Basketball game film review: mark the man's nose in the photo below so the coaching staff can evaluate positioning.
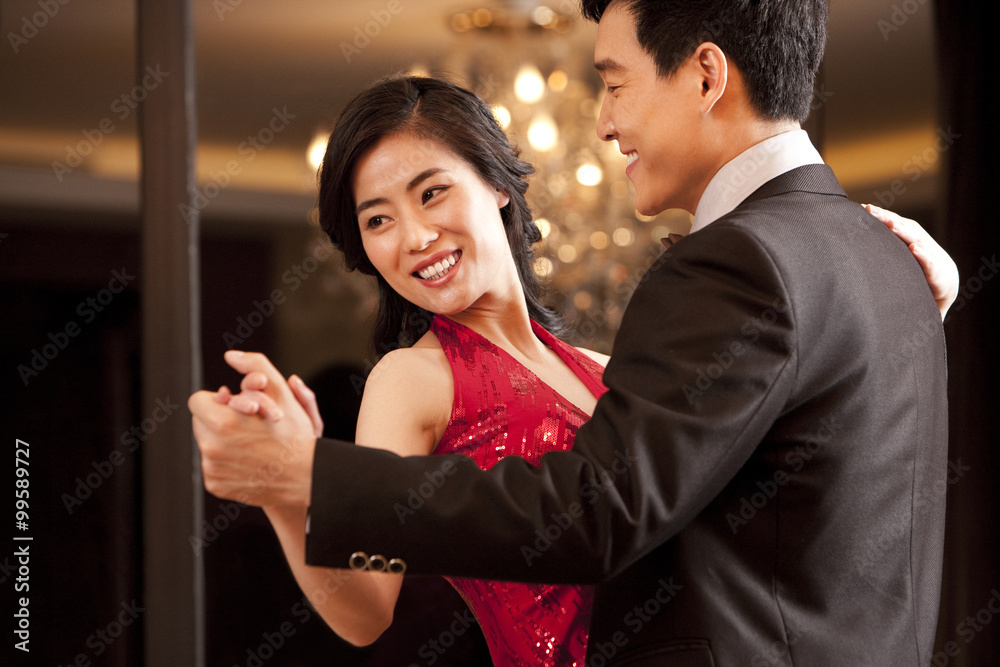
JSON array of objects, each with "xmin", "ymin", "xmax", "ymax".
[{"xmin": 595, "ymin": 95, "xmax": 616, "ymax": 142}]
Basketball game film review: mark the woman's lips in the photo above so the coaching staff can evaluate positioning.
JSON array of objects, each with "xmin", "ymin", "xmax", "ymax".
[{"xmin": 415, "ymin": 250, "xmax": 461, "ymax": 280}]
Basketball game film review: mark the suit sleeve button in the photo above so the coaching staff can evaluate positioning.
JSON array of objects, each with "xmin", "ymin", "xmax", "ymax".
[
  {"xmin": 349, "ymin": 552, "xmax": 368, "ymax": 570},
  {"xmin": 368, "ymin": 554, "xmax": 388, "ymax": 572}
]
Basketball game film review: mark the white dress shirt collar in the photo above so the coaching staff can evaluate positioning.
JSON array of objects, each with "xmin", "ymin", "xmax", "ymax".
[{"xmin": 690, "ymin": 129, "xmax": 823, "ymax": 234}]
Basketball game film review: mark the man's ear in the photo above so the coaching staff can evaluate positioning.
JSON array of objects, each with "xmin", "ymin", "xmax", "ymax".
[{"xmin": 693, "ymin": 42, "xmax": 728, "ymax": 114}]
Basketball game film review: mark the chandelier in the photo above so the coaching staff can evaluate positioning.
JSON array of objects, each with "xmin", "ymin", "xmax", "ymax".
[{"xmin": 440, "ymin": 3, "xmax": 691, "ymax": 351}]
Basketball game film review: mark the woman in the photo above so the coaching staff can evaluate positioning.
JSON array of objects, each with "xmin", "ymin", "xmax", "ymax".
[
  {"xmin": 253, "ymin": 75, "xmax": 604, "ymax": 666},
  {"xmin": 220, "ymin": 76, "xmax": 958, "ymax": 666}
]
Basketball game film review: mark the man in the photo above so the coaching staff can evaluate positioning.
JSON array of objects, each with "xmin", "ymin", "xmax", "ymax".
[{"xmin": 192, "ymin": 1, "xmax": 950, "ymax": 664}]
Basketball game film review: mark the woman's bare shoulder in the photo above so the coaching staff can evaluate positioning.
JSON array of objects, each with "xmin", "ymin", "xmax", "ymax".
[
  {"xmin": 369, "ymin": 330, "xmax": 449, "ymax": 384},
  {"xmin": 358, "ymin": 331, "xmax": 453, "ymax": 453},
  {"xmin": 575, "ymin": 346, "xmax": 610, "ymax": 368}
]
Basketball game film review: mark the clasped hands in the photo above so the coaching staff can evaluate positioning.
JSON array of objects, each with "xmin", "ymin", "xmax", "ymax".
[{"xmin": 189, "ymin": 350, "xmax": 323, "ymax": 508}]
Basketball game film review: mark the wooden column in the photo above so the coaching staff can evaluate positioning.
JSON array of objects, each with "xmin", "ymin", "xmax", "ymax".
[{"xmin": 136, "ymin": 0, "xmax": 204, "ymax": 664}]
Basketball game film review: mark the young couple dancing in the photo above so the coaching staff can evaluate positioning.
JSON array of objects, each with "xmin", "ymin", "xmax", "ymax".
[{"xmin": 191, "ymin": 1, "xmax": 956, "ymax": 664}]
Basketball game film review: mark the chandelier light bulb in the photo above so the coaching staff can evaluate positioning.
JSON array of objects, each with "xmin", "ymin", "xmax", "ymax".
[
  {"xmin": 589, "ymin": 230, "xmax": 609, "ymax": 249},
  {"xmin": 576, "ymin": 163, "xmax": 603, "ymax": 186},
  {"xmin": 613, "ymin": 227, "xmax": 635, "ymax": 246},
  {"xmin": 535, "ymin": 217, "xmax": 552, "ymax": 239},
  {"xmin": 557, "ymin": 244, "xmax": 578, "ymax": 263},
  {"xmin": 533, "ymin": 6, "xmax": 556, "ymax": 26},
  {"xmin": 533, "ymin": 257, "xmax": 554, "ymax": 278},
  {"xmin": 491, "ymin": 104, "xmax": 512, "ymax": 129},
  {"xmin": 515, "ymin": 64, "xmax": 546, "ymax": 103},
  {"xmin": 548, "ymin": 69, "xmax": 569, "ymax": 92},
  {"xmin": 528, "ymin": 114, "xmax": 559, "ymax": 151}
]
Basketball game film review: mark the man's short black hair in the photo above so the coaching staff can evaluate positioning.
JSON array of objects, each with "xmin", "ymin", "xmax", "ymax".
[{"xmin": 581, "ymin": 0, "xmax": 828, "ymax": 123}]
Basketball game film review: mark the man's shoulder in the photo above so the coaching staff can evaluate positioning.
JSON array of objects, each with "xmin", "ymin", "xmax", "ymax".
[{"xmin": 712, "ymin": 183, "xmax": 871, "ymax": 253}]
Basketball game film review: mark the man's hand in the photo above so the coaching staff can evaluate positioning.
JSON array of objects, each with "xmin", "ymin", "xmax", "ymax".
[
  {"xmin": 865, "ymin": 203, "xmax": 959, "ymax": 320},
  {"xmin": 189, "ymin": 351, "xmax": 317, "ymax": 507},
  {"xmin": 216, "ymin": 370, "xmax": 325, "ymax": 438}
]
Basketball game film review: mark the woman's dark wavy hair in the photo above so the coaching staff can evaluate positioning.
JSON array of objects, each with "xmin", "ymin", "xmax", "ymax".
[{"xmin": 318, "ymin": 75, "xmax": 565, "ymax": 355}]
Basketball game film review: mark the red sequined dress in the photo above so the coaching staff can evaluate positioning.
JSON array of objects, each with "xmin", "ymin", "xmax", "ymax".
[{"xmin": 430, "ymin": 315, "xmax": 608, "ymax": 667}]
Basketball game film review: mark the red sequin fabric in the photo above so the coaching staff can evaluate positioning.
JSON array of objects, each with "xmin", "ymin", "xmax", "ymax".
[{"xmin": 430, "ymin": 315, "xmax": 608, "ymax": 667}]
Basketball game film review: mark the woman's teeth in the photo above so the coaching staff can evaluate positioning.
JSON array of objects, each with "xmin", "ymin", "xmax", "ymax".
[
  {"xmin": 626, "ymin": 152, "xmax": 638, "ymax": 167},
  {"xmin": 417, "ymin": 251, "xmax": 460, "ymax": 280}
]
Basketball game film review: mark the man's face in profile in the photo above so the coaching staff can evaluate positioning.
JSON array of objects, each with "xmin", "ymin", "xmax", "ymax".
[{"xmin": 593, "ymin": 3, "xmax": 709, "ymax": 216}]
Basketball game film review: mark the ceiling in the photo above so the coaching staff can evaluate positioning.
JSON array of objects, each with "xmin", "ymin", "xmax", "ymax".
[{"xmin": 0, "ymin": 0, "xmax": 942, "ymax": 224}]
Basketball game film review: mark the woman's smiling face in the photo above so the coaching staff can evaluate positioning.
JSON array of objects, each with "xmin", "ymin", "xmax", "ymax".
[{"xmin": 352, "ymin": 132, "xmax": 516, "ymax": 316}]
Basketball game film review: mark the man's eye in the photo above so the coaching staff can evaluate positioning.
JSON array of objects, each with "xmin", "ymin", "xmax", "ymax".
[{"xmin": 606, "ymin": 85, "xmax": 620, "ymax": 94}]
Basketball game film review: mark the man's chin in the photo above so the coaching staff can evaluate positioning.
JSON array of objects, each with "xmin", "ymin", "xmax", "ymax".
[
  {"xmin": 633, "ymin": 196, "xmax": 668, "ymax": 218},
  {"xmin": 633, "ymin": 188, "xmax": 690, "ymax": 218}
]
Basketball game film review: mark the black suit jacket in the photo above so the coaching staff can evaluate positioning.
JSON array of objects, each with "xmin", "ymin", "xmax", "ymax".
[{"xmin": 306, "ymin": 166, "xmax": 948, "ymax": 665}]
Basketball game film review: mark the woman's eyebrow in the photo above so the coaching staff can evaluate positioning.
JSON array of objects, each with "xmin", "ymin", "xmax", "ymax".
[
  {"xmin": 355, "ymin": 168, "xmax": 448, "ymax": 216},
  {"xmin": 407, "ymin": 167, "xmax": 447, "ymax": 191}
]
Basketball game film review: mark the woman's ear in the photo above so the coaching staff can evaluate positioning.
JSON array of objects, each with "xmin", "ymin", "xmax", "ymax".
[{"xmin": 495, "ymin": 188, "xmax": 511, "ymax": 208}]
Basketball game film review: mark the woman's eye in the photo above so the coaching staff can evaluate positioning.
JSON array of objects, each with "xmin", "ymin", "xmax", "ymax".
[
  {"xmin": 366, "ymin": 215, "xmax": 385, "ymax": 230},
  {"xmin": 422, "ymin": 186, "xmax": 446, "ymax": 204}
]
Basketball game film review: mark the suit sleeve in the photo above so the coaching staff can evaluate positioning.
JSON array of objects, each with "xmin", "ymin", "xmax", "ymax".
[{"xmin": 306, "ymin": 224, "xmax": 798, "ymax": 583}]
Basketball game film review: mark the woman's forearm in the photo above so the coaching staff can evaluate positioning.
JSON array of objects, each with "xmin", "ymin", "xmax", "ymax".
[{"xmin": 263, "ymin": 505, "xmax": 401, "ymax": 646}]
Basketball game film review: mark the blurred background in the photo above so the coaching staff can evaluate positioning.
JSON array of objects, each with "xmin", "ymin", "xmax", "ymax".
[{"xmin": 1, "ymin": 0, "xmax": 996, "ymax": 665}]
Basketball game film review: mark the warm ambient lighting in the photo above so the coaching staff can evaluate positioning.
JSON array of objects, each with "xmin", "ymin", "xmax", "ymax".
[{"xmin": 307, "ymin": 130, "xmax": 328, "ymax": 171}]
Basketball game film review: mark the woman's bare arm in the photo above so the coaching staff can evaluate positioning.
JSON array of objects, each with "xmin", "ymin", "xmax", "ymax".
[{"xmin": 225, "ymin": 347, "xmax": 451, "ymax": 645}]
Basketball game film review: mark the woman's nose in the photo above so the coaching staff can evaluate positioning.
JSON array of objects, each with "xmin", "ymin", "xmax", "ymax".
[{"xmin": 402, "ymin": 216, "xmax": 439, "ymax": 253}]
